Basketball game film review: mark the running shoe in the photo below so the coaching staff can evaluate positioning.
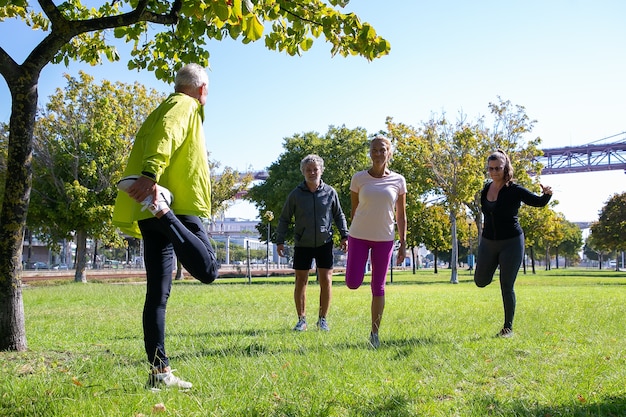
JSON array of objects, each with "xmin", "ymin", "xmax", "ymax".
[{"xmin": 293, "ymin": 317, "xmax": 307, "ymax": 331}]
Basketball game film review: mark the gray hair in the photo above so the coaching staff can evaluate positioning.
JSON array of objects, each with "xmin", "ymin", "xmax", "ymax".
[
  {"xmin": 174, "ymin": 63, "xmax": 209, "ymax": 91},
  {"xmin": 300, "ymin": 154, "xmax": 325, "ymax": 175}
]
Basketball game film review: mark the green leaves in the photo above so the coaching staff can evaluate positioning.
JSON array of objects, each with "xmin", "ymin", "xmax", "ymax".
[
  {"xmin": 243, "ymin": 13, "xmax": 264, "ymax": 41},
  {"xmin": 590, "ymin": 192, "xmax": 626, "ymax": 255},
  {"xmin": 5, "ymin": 0, "xmax": 390, "ymax": 83},
  {"xmin": 28, "ymin": 72, "xmax": 165, "ymax": 247}
]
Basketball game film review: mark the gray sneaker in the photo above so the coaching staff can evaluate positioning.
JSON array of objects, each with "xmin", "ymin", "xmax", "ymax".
[
  {"xmin": 147, "ymin": 370, "xmax": 192, "ymax": 391},
  {"xmin": 316, "ymin": 317, "xmax": 330, "ymax": 331},
  {"xmin": 496, "ymin": 327, "xmax": 514, "ymax": 338},
  {"xmin": 369, "ymin": 332, "xmax": 380, "ymax": 349},
  {"xmin": 293, "ymin": 317, "xmax": 307, "ymax": 331}
]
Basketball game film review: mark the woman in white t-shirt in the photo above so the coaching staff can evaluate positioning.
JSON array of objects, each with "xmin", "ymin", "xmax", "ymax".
[{"xmin": 345, "ymin": 135, "xmax": 407, "ymax": 348}]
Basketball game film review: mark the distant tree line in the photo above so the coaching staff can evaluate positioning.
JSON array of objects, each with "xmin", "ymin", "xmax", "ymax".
[{"xmin": 244, "ymin": 99, "xmax": 625, "ymax": 281}]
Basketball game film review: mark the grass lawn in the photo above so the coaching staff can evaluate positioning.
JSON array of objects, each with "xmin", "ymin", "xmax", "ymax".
[{"xmin": 2, "ymin": 268, "xmax": 625, "ymax": 416}]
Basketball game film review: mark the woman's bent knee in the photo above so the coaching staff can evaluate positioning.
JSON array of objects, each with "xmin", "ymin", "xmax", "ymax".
[{"xmin": 474, "ymin": 277, "xmax": 490, "ymax": 288}]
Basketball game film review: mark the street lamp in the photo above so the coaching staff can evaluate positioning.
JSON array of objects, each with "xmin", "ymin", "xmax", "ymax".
[{"xmin": 264, "ymin": 210, "xmax": 274, "ymax": 278}]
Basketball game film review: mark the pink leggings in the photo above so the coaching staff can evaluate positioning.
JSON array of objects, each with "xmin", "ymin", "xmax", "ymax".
[{"xmin": 345, "ymin": 236, "xmax": 394, "ymax": 296}]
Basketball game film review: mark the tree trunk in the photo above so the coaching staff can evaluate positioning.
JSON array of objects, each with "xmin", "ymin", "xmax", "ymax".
[
  {"xmin": 449, "ymin": 211, "xmax": 458, "ymax": 284},
  {"xmin": 93, "ymin": 240, "xmax": 98, "ymax": 269},
  {"xmin": 434, "ymin": 250, "xmax": 439, "ymax": 274},
  {"xmin": 530, "ymin": 246, "xmax": 536, "ymax": 274},
  {"xmin": 0, "ymin": 76, "xmax": 39, "ymax": 351},
  {"xmin": 555, "ymin": 248, "xmax": 560, "ymax": 269},
  {"xmin": 74, "ymin": 230, "xmax": 88, "ymax": 282}
]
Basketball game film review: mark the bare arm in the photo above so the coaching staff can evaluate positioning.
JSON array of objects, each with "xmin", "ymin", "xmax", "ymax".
[
  {"xmin": 395, "ymin": 193, "xmax": 407, "ymax": 265},
  {"xmin": 350, "ymin": 191, "xmax": 359, "ymax": 220}
]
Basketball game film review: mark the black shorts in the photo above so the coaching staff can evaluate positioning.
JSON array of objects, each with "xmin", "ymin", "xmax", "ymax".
[{"xmin": 292, "ymin": 241, "xmax": 334, "ymax": 270}]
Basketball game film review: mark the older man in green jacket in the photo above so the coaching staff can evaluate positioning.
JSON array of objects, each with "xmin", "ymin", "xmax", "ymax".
[{"xmin": 113, "ymin": 63, "xmax": 218, "ymax": 391}]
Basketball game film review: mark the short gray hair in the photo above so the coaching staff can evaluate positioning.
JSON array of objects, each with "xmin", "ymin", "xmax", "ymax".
[
  {"xmin": 175, "ymin": 63, "xmax": 209, "ymax": 91},
  {"xmin": 300, "ymin": 154, "xmax": 325, "ymax": 175}
]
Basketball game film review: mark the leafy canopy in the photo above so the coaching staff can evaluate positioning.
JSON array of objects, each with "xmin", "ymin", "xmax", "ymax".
[{"xmin": 1, "ymin": 0, "xmax": 390, "ymax": 81}]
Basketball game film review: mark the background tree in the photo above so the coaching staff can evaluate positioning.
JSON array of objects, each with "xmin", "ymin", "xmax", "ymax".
[
  {"xmin": 418, "ymin": 204, "xmax": 452, "ymax": 274},
  {"xmin": 554, "ymin": 218, "xmax": 583, "ymax": 268},
  {"xmin": 590, "ymin": 192, "xmax": 626, "ymax": 270},
  {"xmin": 536, "ymin": 211, "xmax": 565, "ymax": 271},
  {"xmin": 0, "ymin": 0, "xmax": 389, "ymax": 351},
  {"xmin": 417, "ymin": 116, "xmax": 484, "ymax": 283},
  {"xmin": 28, "ymin": 72, "xmax": 165, "ymax": 282},
  {"xmin": 245, "ymin": 125, "xmax": 370, "ymax": 244},
  {"xmin": 519, "ymin": 204, "xmax": 560, "ymax": 273},
  {"xmin": 584, "ymin": 233, "xmax": 613, "ymax": 270}
]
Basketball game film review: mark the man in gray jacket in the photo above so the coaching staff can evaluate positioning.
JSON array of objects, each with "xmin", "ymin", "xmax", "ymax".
[{"xmin": 276, "ymin": 154, "xmax": 348, "ymax": 332}]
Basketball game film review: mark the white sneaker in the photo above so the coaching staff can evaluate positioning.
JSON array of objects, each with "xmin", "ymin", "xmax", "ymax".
[
  {"xmin": 116, "ymin": 175, "xmax": 140, "ymax": 192},
  {"xmin": 117, "ymin": 175, "xmax": 173, "ymax": 216},
  {"xmin": 144, "ymin": 185, "xmax": 173, "ymax": 216},
  {"xmin": 147, "ymin": 370, "xmax": 192, "ymax": 391}
]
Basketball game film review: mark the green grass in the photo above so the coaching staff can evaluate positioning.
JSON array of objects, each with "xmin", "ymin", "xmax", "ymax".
[{"xmin": 2, "ymin": 268, "xmax": 626, "ymax": 416}]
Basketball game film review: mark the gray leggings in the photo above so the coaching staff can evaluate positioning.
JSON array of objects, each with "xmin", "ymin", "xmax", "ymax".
[{"xmin": 474, "ymin": 234, "xmax": 524, "ymax": 330}]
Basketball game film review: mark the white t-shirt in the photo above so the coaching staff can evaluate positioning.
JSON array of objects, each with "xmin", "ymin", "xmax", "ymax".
[{"xmin": 348, "ymin": 170, "xmax": 407, "ymax": 241}]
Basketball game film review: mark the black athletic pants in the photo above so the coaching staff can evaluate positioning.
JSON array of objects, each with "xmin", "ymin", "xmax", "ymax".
[
  {"xmin": 474, "ymin": 234, "xmax": 524, "ymax": 330},
  {"xmin": 138, "ymin": 212, "xmax": 218, "ymax": 369}
]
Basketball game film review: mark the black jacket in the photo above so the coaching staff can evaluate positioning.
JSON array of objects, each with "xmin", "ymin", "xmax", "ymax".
[
  {"xmin": 275, "ymin": 181, "xmax": 348, "ymax": 248},
  {"xmin": 480, "ymin": 182, "xmax": 552, "ymax": 240}
]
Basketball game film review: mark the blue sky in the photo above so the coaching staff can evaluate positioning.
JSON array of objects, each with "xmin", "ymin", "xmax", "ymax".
[{"xmin": 1, "ymin": 0, "xmax": 625, "ymax": 222}]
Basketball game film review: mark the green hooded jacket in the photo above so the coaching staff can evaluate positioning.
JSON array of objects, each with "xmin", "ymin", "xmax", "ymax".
[{"xmin": 113, "ymin": 93, "xmax": 211, "ymax": 238}]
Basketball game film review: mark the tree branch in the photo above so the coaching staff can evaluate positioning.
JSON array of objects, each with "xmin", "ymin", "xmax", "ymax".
[
  {"xmin": 279, "ymin": 4, "xmax": 322, "ymax": 27},
  {"xmin": 0, "ymin": 47, "xmax": 20, "ymax": 90},
  {"xmin": 22, "ymin": 0, "xmax": 182, "ymax": 76}
]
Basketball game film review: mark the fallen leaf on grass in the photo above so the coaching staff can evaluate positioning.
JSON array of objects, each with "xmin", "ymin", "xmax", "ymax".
[{"xmin": 152, "ymin": 403, "xmax": 166, "ymax": 413}]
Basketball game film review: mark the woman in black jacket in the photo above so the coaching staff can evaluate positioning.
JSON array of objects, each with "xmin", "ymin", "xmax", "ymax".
[{"xmin": 474, "ymin": 149, "xmax": 552, "ymax": 338}]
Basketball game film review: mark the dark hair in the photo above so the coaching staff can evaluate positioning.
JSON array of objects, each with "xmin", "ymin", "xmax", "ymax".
[{"xmin": 487, "ymin": 149, "xmax": 513, "ymax": 182}]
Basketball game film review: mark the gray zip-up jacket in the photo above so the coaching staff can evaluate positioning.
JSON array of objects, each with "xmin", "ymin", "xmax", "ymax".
[{"xmin": 275, "ymin": 180, "xmax": 348, "ymax": 248}]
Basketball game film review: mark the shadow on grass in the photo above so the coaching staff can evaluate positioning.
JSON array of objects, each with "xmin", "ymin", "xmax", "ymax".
[
  {"xmin": 237, "ymin": 393, "xmax": 413, "ymax": 417},
  {"xmin": 537, "ymin": 269, "xmax": 626, "ymax": 278},
  {"xmin": 167, "ymin": 330, "xmax": 444, "ymax": 361},
  {"xmin": 471, "ymin": 394, "xmax": 626, "ymax": 417}
]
